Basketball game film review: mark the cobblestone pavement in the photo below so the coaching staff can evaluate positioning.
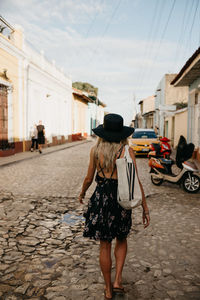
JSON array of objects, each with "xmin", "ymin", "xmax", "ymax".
[{"xmin": 0, "ymin": 141, "xmax": 200, "ymax": 299}]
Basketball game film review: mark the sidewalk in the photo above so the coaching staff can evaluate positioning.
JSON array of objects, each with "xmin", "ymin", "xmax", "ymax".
[{"xmin": 0, "ymin": 139, "xmax": 90, "ymax": 168}]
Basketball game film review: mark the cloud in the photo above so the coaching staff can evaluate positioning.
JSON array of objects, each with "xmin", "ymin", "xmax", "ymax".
[{"xmin": 0, "ymin": 0, "xmax": 187, "ymax": 123}]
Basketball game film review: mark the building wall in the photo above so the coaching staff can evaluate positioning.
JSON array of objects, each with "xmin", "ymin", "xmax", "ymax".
[
  {"xmin": 142, "ymin": 95, "xmax": 155, "ymax": 114},
  {"xmin": 154, "ymin": 77, "xmax": 165, "ymax": 132},
  {"xmin": 188, "ymin": 77, "xmax": 200, "ymax": 148},
  {"xmin": 165, "ymin": 74, "xmax": 188, "ymax": 106},
  {"xmin": 88, "ymin": 103, "xmax": 105, "ymax": 135},
  {"xmin": 24, "ymin": 43, "xmax": 72, "ymax": 144},
  {"xmin": 154, "ymin": 74, "xmax": 188, "ymax": 137},
  {"xmin": 0, "ymin": 31, "xmax": 25, "ymax": 143},
  {"xmin": 174, "ymin": 109, "xmax": 188, "ymax": 147},
  {"xmin": 146, "ymin": 114, "xmax": 154, "ymax": 129},
  {"xmin": 165, "ymin": 109, "xmax": 187, "ymax": 148},
  {"xmin": 72, "ymin": 94, "xmax": 88, "ymax": 136}
]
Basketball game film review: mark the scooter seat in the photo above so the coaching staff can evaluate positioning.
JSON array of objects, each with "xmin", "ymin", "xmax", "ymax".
[{"xmin": 160, "ymin": 158, "xmax": 174, "ymax": 165}]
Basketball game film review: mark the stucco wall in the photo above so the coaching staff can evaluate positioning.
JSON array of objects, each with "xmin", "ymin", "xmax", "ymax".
[
  {"xmin": 0, "ymin": 34, "xmax": 25, "ymax": 142},
  {"xmin": 188, "ymin": 78, "xmax": 200, "ymax": 148},
  {"xmin": 72, "ymin": 94, "xmax": 88, "ymax": 135},
  {"xmin": 142, "ymin": 95, "xmax": 155, "ymax": 114},
  {"xmin": 165, "ymin": 109, "xmax": 187, "ymax": 148},
  {"xmin": 174, "ymin": 109, "xmax": 188, "ymax": 147},
  {"xmin": 27, "ymin": 64, "xmax": 72, "ymax": 142},
  {"xmin": 165, "ymin": 74, "xmax": 188, "ymax": 105}
]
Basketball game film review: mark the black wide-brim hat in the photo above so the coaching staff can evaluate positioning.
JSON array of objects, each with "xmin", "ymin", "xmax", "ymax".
[{"xmin": 92, "ymin": 113, "xmax": 135, "ymax": 143}]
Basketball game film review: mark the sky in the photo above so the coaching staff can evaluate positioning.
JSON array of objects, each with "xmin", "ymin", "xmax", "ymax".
[{"xmin": 0, "ymin": 0, "xmax": 200, "ymax": 124}]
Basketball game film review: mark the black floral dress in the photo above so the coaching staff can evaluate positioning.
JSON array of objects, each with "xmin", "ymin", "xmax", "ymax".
[{"xmin": 83, "ymin": 170, "xmax": 132, "ymax": 243}]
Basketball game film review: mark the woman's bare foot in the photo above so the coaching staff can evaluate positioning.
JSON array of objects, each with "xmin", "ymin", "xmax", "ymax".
[
  {"xmin": 112, "ymin": 282, "xmax": 125, "ymax": 293},
  {"xmin": 104, "ymin": 285, "xmax": 112, "ymax": 299}
]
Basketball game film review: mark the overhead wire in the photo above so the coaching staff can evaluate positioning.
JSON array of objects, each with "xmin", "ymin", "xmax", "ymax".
[
  {"xmin": 65, "ymin": 0, "xmax": 105, "ymax": 74},
  {"xmin": 175, "ymin": 0, "xmax": 196, "ymax": 66},
  {"xmin": 170, "ymin": 0, "xmax": 189, "ymax": 71},
  {"xmin": 134, "ymin": 0, "xmax": 159, "ymax": 96},
  {"xmin": 139, "ymin": 0, "xmax": 177, "ymax": 94},
  {"xmin": 134, "ymin": 0, "xmax": 167, "ymax": 99},
  {"xmin": 86, "ymin": 0, "xmax": 122, "ymax": 65},
  {"xmin": 185, "ymin": 0, "xmax": 199, "ymax": 56}
]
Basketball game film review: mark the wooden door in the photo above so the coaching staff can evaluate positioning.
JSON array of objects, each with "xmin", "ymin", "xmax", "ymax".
[{"xmin": 0, "ymin": 85, "xmax": 8, "ymax": 147}]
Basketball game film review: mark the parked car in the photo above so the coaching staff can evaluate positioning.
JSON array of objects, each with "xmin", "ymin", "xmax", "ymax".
[{"xmin": 129, "ymin": 128, "xmax": 159, "ymax": 155}]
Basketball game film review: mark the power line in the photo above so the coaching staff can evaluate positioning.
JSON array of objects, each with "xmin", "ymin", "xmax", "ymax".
[
  {"xmin": 86, "ymin": 0, "xmax": 122, "ymax": 65},
  {"xmin": 134, "ymin": 0, "xmax": 159, "ymax": 96},
  {"xmin": 134, "ymin": 0, "xmax": 168, "ymax": 98},
  {"xmin": 170, "ymin": 0, "xmax": 189, "ymax": 71},
  {"xmin": 176, "ymin": 0, "xmax": 196, "ymax": 66},
  {"xmin": 157, "ymin": 0, "xmax": 177, "ymax": 51},
  {"xmin": 186, "ymin": 0, "xmax": 199, "ymax": 55},
  {"xmin": 140, "ymin": 0, "xmax": 177, "ymax": 92}
]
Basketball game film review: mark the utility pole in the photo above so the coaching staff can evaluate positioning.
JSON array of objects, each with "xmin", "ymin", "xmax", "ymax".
[{"xmin": 132, "ymin": 93, "xmax": 137, "ymax": 127}]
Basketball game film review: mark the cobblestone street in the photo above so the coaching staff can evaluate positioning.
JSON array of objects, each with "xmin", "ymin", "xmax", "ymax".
[{"xmin": 0, "ymin": 141, "xmax": 200, "ymax": 300}]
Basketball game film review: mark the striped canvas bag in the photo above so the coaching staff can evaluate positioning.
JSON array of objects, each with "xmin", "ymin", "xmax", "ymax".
[{"xmin": 116, "ymin": 145, "xmax": 142, "ymax": 210}]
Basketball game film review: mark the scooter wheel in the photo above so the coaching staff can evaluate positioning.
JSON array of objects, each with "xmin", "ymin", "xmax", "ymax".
[
  {"xmin": 151, "ymin": 175, "xmax": 163, "ymax": 186},
  {"xmin": 182, "ymin": 174, "xmax": 200, "ymax": 193}
]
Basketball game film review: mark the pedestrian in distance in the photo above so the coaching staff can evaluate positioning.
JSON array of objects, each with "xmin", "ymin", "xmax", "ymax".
[
  {"xmin": 30, "ymin": 124, "xmax": 38, "ymax": 152},
  {"xmin": 79, "ymin": 113, "xmax": 150, "ymax": 299},
  {"xmin": 37, "ymin": 120, "xmax": 45, "ymax": 154}
]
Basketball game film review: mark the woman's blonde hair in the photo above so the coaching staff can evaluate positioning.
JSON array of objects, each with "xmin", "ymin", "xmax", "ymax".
[{"xmin": 94, "ymin": 138, "xmax": 128, "ymax": 171}]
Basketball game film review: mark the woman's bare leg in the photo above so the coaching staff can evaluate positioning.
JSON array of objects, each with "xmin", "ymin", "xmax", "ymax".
[
  {"xmin": 38, "ymin": 144, "xmax": 42, "ymax": 153},
  {"xmin": 113, "ymin": 238, "xmax": 127, "ymax": 289},
  {"xmin": 99, "ymin": 240, "xmax": 112, "ymax": 298}
]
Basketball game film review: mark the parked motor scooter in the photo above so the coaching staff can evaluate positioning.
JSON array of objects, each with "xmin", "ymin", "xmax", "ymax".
[
  {"xmin": 148, "ymin": 137, "xmax": 171, "ymax": 159},
  {"xmin": 149, "ymin": 135, "xmax": 200, "ymax": 193}
]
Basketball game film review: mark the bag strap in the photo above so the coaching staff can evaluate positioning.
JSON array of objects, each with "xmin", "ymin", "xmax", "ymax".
[
  {"xmin": 128, "ymin": 147, "xmax": 145, "ymax": 200},
  {"xmin": 110, "ymin": 146, "xmax": 124, "ymax": 178}
]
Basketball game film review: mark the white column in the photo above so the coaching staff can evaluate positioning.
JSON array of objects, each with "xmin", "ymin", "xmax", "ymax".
[
  {"xmin": 18, "ymin": 58, "xmax": 23, "ymax": 140},
  {"xmin": 7, "ymin": 89, "xmax": 13, "ymax": 142}
]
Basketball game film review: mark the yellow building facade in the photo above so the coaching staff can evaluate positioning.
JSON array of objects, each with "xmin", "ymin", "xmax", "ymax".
[
  {"xmin": 72, "ymin": 88, "xmax": 91, "ymax": 139},
  {"xmin": 0, "ymin": 18, "xmax": 25, "ymax": 155},
  {"xmin": 164, "ymin": 108, "xmax": 188, "ymax": 148}
]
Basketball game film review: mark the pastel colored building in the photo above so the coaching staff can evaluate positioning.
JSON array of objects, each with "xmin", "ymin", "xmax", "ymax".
[
  {"xmin": 0, "ymin": 17, "xmax": 26, "ymax": 155},
  {"xmin": 154, "ymin": 73, "xmax": 188, "ymax": 145},
  {"xmin": 24, "ymin": 42, "xmax": 72, "ymax": 148},
  {"xmin": 0, "ymin": 16, "xmax": 72, "ymax": 155},
  {"xmin": 171, "ymin": 47, "xmax": 200, "ymax": 162},
  {"xmin": 72, "ymin": 88, "xmax": 92, "ymax": 139},
  {"xmin": 88, "ymin": 99, "xmax": 106, "ymax": 135},
  {"xmin": 138, "ymin": 95, "xmax": 155, "ymax": 128},
  {"xmin": 164, "ymin": 107, "xmax": 188, "ymax": 147}
]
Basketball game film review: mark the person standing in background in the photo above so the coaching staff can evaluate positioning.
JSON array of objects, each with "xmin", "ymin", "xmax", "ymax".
[
  {"xmin": 30, "ymin": 124, "xmax": 38, "ymax": 152},
  {"xmin": 37, "ymin": 120, "xmax": 45, "ymax": 154}
]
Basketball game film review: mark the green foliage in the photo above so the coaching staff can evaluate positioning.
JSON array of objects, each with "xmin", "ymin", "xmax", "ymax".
[
  {"xmin": 174, "ymin": 102, "xmax": 188, "ymax": 110},
  {"xmin": 72, "ymin": 82, "xmax": 98, "ymax": 96}
]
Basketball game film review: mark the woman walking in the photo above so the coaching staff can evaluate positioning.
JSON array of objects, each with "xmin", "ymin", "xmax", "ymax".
[
  {"xmin": 79, "ymin": 113, "xmax": 150, "ymax": 299},
  {"xmin": 37, "ymin": 120, "xmax": 45, "ymax": 154}
]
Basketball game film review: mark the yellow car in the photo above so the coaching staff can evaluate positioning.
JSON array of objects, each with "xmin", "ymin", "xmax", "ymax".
[{"xmin": 129, "ymin": 128, "xmax": 159, "ymax": 155}]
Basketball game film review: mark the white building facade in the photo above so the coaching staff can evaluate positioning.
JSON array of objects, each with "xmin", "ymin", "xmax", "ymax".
[{"xmin": 24, "ymin": 43, "xmax": 72, "ymax": 145}]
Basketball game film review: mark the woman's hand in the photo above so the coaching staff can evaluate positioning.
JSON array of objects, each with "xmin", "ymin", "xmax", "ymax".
[
  {"xmin": 143, "ymin": 210, "xmax": 150, "ymax": 228},
  {"xmin": 78, "ymin": 193, "xmax": 85, "ymax": 204}
]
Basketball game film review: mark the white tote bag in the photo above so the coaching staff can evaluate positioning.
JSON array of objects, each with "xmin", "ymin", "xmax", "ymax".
[{"xmin": 116, "ymin": 145, "xmax": 142, "ymax": 210}]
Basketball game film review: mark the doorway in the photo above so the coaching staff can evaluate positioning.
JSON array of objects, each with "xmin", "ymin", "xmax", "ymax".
[{"xmin": 0, "ymin": 84, "xmax": 8, "ymax": 148}]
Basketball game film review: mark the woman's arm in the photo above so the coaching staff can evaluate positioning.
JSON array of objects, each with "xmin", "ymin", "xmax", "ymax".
[
  {"xmin": 78, "ymin": 146, "xmax": 96, "ymax": 204},
  {"xmin": 129, "ymin": 147, "xmax": 150, "ymax": 228}
]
